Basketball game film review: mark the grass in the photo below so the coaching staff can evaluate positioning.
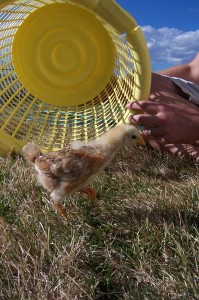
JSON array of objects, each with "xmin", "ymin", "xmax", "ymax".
[{"xmin": 0, "ymin": 146, "xmax": 199, "ymax": 299}]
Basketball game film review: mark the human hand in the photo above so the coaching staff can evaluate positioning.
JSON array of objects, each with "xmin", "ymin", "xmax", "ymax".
[{"xmin": 126, "ymin": 100, "xmax": 199, "ymax": 145}]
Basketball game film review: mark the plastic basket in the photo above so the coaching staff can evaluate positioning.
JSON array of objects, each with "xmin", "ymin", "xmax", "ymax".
[{"xmin": 0, "ymin": 0, "xmax": 151, "ymax": 155}]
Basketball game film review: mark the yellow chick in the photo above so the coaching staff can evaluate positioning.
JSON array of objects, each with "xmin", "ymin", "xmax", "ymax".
[{"xmin": 22, "ymin": 124, "xmax": 145, "ymax": 218}]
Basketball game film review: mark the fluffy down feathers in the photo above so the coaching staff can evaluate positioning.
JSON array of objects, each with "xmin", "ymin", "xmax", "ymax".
[
  {"xmin": 22, "ymin": 142, "xmax": 42, "ymax": 163},
  {"xmin": 22, "ymin": 124, "xmax": 145, "ymax": 218}
]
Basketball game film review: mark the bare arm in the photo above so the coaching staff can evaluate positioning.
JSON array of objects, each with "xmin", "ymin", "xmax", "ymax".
[{"xmin": 158, "ymin": 52, "xmax": 199, "ymax": 85}]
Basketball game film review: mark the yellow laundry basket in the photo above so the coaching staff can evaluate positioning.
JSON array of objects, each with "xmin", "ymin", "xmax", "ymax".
[{"xmin": 0, "ymin": 0, "xmax": 151, "ymax": 155}]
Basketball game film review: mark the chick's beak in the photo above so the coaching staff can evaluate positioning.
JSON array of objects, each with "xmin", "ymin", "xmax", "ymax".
[{"xmin": 138, "ymin": 134, "xmax": 145, "ymax": 146}]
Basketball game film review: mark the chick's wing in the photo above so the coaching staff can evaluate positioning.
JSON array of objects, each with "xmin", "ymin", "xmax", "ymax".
[{"xmin": 35, "ymin": 146, "xmax": 107, "ymax": 182}]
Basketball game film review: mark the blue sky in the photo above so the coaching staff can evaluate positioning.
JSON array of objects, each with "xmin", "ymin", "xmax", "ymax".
[{"xmin": 117, "ymin": 0, "xmax": 199, "ymax": 71}]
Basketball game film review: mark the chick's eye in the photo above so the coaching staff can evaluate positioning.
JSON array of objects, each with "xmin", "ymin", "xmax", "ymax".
[{"xmin": 131, "ymin": 135, "xmax": 136, "ymax": 139}]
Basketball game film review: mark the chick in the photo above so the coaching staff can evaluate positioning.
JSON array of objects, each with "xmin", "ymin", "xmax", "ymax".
[{"xmin": 22, "ymin": 124, "xmax": 145, "ymax": 218}]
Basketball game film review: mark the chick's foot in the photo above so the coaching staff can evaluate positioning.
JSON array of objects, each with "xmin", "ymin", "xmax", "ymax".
[
  {"xmin": 54, "ymin": 202, "xmax": 68, "ymax": 219},
  {"xmin": 79, "ymin": 187, "xmax": 96, "ymax": 202}
]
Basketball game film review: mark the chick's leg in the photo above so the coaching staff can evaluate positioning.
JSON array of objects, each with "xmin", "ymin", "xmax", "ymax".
[
  {"xmin": 50, "ymin": 191, "xmax": 67, "ymax": 219},
  {"xmin": 79, "ymin": 187, "xmax": 96, "ymax": 203},
  {"xmin": 54, "ymin": 202, "xmax": 68, "ymax": 219}
]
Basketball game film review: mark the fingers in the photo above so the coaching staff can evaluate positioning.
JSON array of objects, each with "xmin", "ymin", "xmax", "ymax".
[
  {"xmin": 126, "ymin": 100, "xmax": 167, "ymax": 144},
  {"xmin": 130, "ymin": 114, "xmax": 160, "ymax": 127},
  {"xmin": 142, "ymin": 134, "xmax": 161, "ymax": 150},
  {"xmin": 144, "ymin": 126, "xmax": 164, "ymax": 137},
  {"xmin": 126, "ymin": 101, "xmax": 160, "ymax": 114},
  {"xmin": 142, "ymin": 128, "xmax": 166, "ymax": 145}
]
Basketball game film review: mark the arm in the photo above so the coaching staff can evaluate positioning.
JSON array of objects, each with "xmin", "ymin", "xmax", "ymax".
[
  {"xmin": 158, "ymin": 52, "xmax": 199, "ymax": 85},
  {"xmin": 126, "ymin": 52, "xmax": 199, "ymax": 145}
]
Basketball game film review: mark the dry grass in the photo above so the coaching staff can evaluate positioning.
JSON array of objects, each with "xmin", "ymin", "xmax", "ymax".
[{"xmin": 0, "ymin": 146, "xmax": 199, "ymax": 299}]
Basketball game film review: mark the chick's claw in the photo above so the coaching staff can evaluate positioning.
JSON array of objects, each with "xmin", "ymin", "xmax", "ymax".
[
  {"xmin": 54, "ymin": 203, "xmax": 68, "ymax": 219},
  {"xmin": 79, "ymin": 187, "xmax": 96, "ymax": 203}
]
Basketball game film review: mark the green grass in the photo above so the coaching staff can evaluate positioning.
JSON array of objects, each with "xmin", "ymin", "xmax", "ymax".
[{"xmin": 0, "ymin": 147, "xmax": 199, "ymax": 299}]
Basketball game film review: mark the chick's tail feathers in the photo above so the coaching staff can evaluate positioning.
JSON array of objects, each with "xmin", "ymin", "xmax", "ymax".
[{"xmin": 22, "ymin": 142, "xmax": 42, "ymax": 163}]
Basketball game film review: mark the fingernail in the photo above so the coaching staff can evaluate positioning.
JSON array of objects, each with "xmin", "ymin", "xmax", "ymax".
[
  {"xmin": 126, "ymin": 102, "xmax": 136, "ymax": 109},
  {"xmin": 129, "ymin": 115, "xmax": 137, "ymax": 123},
  {"xmin": 126, "ymin": 102, "xmax": 131, "ymax": 109}
]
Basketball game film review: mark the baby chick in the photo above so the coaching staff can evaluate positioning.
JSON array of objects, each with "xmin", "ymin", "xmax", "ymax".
[{"xmin": 22, "ymin": 124, "xmax": 145, "ymax": 218}]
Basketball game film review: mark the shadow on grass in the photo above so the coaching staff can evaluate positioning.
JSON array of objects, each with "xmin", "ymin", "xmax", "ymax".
[
  {"xmin": 81, "ymin": 199, "xmax": 199, "ymax": 230},
  {"xmin": 107, "ymin": 146, "xmax": 199, "ymax": 182}
]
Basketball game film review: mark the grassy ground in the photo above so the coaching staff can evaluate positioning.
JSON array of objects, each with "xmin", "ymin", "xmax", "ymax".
[{"xmin": 0, "ymin": 146, "xmax": 199, "ymax": 300}]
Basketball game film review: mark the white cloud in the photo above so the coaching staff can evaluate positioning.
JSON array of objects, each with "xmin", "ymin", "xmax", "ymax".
[{"xmin": 141, "ymin": 25, "xmax": 199, "ymax": 68}]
